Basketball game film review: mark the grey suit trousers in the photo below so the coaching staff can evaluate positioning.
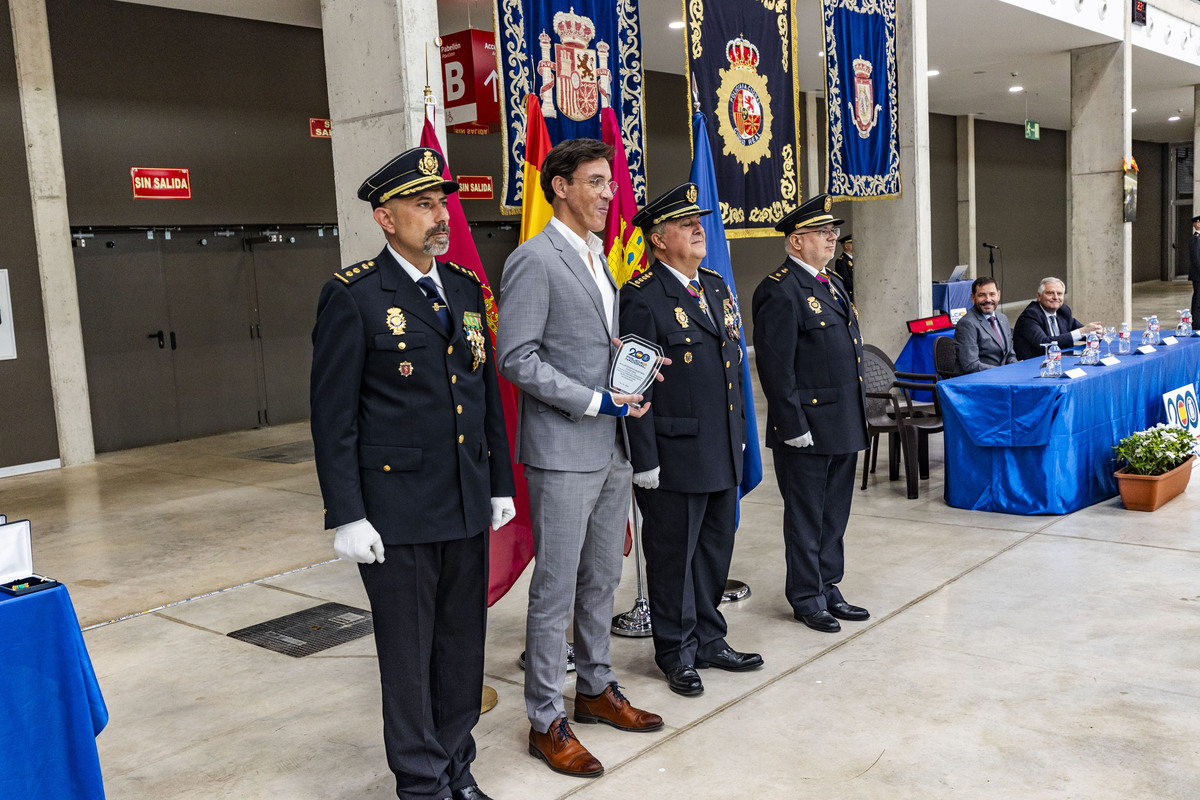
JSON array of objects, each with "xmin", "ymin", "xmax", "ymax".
[{"xmin": 523, "ymin": 437, "xmax": 632, "ymax": 731}]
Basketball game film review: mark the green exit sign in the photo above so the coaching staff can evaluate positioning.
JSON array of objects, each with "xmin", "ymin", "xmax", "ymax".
[{"xmin": 1025, "ymin": 120, "xmax": 1041, "ymax": 141}]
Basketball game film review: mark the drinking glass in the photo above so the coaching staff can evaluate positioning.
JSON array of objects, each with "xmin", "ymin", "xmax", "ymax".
[
  {"xmin": 1141, "ymin": 317, "xmax": 1154, "ymax": 346},
  {"xmin": 1102, "ymin": 326, "xmax": 1116, "ymax": 358},
  {"xmin": 1149, "ymin": 315, "xmax": 1161, "ymax": 345},
  {"xmin": 1039, "ymin": 342, "xmax": 1054, "ymax": 378}
]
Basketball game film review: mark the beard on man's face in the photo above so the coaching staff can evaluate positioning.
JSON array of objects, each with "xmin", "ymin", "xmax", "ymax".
[{"xmin": 424, "ymin": 224, "xmax": 450, "ymax": 256}]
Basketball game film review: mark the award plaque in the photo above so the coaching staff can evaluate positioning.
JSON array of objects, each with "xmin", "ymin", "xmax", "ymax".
[{"xmin": 609, "ymin": 335, "xmax": 663, "ymax": 398}]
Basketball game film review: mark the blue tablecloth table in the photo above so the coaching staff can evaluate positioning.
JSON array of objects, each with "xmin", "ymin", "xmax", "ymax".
[
  {"xmin": 932, "ymin": 279, "xmax": 973, "ymax": 313},
  {"xmin": 1, "ymin": 584, "xmax": 108, "ymax": 798},
  {"xmin": 937, "ymin": 338, "xmax": 1200, "ymax": 515}
]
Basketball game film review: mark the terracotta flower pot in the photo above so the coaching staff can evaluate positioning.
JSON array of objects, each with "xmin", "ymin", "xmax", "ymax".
[{"xmin": 1114, "ymin": 455, "xmax": 1195, "ymax": 512}]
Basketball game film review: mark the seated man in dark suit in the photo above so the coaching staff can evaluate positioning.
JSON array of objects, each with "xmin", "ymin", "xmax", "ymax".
[
  {"xmin": 954, "ymin": 276, "xmax": 1018, "ymax": 372},
  {"xmin": 1012, "ymin": 277, "xmax": 1102, "ymax": 360}
]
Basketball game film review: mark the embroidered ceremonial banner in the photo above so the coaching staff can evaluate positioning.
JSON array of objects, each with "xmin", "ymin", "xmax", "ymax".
[
  {"xmin": 685, "ymin": 0, "xmax": 799, "ymax": 238},
  {"xmin": 494, "ymin": 0, "xmax": 646, "ymax": 213},
  {"xmin": 601, "ymin": 107, "xmax": 647, "ymax": 287},
  {"xmin": 823, "ymin": 0, "xmax": 900, "ymax": 198}
]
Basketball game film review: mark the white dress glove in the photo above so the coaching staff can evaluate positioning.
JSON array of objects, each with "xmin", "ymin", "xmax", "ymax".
[
  {"xmin": 633, "ymin": 466, "xmax": 661, "ymax": 489},
  {"xmin": 491, "ymin": 497, "xmax": 516, "ymax": 530},
  {"xmin": 785, "ymin": 432, "xmax": 814, "ymax": 448},
  {"xmin": 334, "ymin": 518, "xmax": 385, "ymax": 563}
]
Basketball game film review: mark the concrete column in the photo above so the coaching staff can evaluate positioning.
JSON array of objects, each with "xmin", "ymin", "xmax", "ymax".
[
  {"xmin": 1068, "ymin": 40, "xmax": 1131, "ymax": 325},
  {"xmin": 1192, "ymin": 86, "xmax": 1200, "ymax": 210},
  {"xmin": 320, "ymin": 0, "xmax": 444, "ymax": 263},
  {"xmin": 956, "ymin": 114, "xmax": 977, "ymax": 277},
  {"xmin": 9, "ymin": 0, "xmax": 95, "ymax": 466},
  {"xmin": 805, "ymin": 91, "xmax": 820, "ymax": 198},
  {"xmin": 851, "ymin": 0, "xmax": 933, "ymax": 357}
]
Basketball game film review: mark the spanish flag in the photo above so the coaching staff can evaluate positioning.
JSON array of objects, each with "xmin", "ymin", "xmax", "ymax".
[
  {"xmin": 600, "ymin": 107, "xmax": 647, "ymax": 287},
  {"xmin": 519, "ymin": 95, "xmax": 554, "ymax": 243}
]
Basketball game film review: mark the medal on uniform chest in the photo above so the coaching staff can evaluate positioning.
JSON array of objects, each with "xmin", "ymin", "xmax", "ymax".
[
  {"xmin": 674, "ymin": 307, "xmax": 689, "ymax": 328},
  {"xmin": 386, "ymin": 307, "xmax": 407, "ymax": 335},
  {"xmin": 683, "ymin": 351, "xmax": 693, "ymax": 364},
  {"xmin": 722, "ymin": 298, "xmax": 742, "ymax": 343},
  {"xmin": 807, "ymin": 296, "xmax": 822, "ymax": 314},
  {"xmin": 398, "ymin": 361, "xmax": 413, "ymax": 377},
  {"xmin": 463, "ymin": 311, "xmax": 486, "ymax": 371},
  {"xmin": 851, "ymin": 302, "xmax": 859, "ymax": 322}
]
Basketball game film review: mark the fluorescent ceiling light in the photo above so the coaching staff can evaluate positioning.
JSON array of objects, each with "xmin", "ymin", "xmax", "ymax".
[{"xmin": 668, "ymin": 21, "xmax": 684, "ymax": 29}]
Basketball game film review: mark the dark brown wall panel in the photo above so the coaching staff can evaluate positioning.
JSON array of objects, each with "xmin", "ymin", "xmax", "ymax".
[
  {"xmin": 48, "ymin": 0, "xmax": 336, "ymax": 226},
  {"xmin": 0, "ymin": 0, "xmax": 61, "ymax": 468}
]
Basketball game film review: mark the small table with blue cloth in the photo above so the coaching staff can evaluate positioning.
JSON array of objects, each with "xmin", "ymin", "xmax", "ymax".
[
  {"xmin": 937, "ymin": 337, "xmax": 1200, "ymax": 515},
  {"xmin": 932, "ymin": 279, "xmax": 973, "ymax": 313},
  {"xmin": 895, "ymin": 329, "xmax": 954, "ymax": 402},
  {"xmin": 1, "ymin": 584, "xmax": 108, "ymax": 798}
]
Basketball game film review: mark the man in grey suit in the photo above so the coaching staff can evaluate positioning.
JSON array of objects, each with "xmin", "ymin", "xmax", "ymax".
[
  {"xmin": 954, "ymin": 276, "xmax": 1018, "ymax": 372},
  {"xmin": 496, "ymin": 138, "xmax": 664, "ymax": 780}
]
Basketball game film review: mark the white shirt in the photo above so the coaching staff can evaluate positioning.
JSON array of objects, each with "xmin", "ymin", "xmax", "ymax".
[
  {"xmin": 1041, "ymin": 307, "xmax": 1082, "ymax": 342},
  {"xmin": 549, "ymin": 216, "xmax": 615, "ymax": 416},
  {"xmin": 387, "ymin": 243, "xmax": 444, "ymax": 295},
  {"xmin": 661, "ymin": 261, "xmax": 715, "ymax": 325},
  {"xmin": 787, "ymin": 254, "xmax": 823, "ymax": 279}
]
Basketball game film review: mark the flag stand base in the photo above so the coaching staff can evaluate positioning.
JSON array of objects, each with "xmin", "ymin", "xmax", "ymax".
[
  {"xmin": 611, "ymin": 596, "xmax": 653, "ymax": 637},
  {"xmin": 721, "ymin": 578, "xmax": 751, "ymax": 604}
]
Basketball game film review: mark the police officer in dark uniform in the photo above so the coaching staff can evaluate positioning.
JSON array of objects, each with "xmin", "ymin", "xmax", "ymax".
[
  {"xmin": 751, "ymin": 194, "xmax": 870, "ymax": 634},
  {"xmin": 620, "ymin": 184, "xmax": 759, "ymax": 697},
  {"xmin": 834, "ymin": 233, "xmax": 854, "ymax": 303},
  {"xmin": 310, "ymin": 147, "xmax": 515, "ymax": 800}
]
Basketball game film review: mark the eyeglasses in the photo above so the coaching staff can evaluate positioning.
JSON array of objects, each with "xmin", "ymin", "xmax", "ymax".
[
  {"xmin": 796, "ymin": 227, "xmax": 841, "ymax": 239},
  {"xmin": 575, "ymin": 177, "xmax": 617, "ymax": 194}
]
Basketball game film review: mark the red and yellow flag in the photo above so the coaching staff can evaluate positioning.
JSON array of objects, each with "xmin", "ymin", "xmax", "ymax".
[
  {"xmin": 601, "ymin": 107, "xmax": 647, "ymax": 287},
  {"xmin": 420, "ymin": 114, "xmax": 533, "ymax": 607},
  {"xmin": 520, "ymin": 95, "xmax": 555, "ymax": 244}
]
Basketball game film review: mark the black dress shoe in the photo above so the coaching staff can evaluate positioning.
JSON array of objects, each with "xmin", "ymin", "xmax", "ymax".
[
  {"xmin": 828, "ymin": 601, "xmax": 870, "ymax": 621},
  {"xmin": 452, "ymin": 786, "xmax": 494, "ymax": 800},
  {"xmin": 695, "ymin": 647, "xmax": 764, "ymax": 672},
  {"xmin": 795, "ymin": 609, "xmax": 841, "ymax": 632},
  {"xmin": 665, "ymin": 665, "xmax": 704, "ymax": 695}
]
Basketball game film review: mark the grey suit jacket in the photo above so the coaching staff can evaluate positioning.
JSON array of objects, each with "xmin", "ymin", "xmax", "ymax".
[
  {"xmin": 954, "ymin": 305, "xmax": 1017, "ymax": 372},
  {"xmin": 496, "ymin": 222, "xmax": 624, "ymax": 472}
]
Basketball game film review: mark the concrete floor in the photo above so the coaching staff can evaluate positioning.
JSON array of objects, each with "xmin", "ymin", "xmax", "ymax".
[{"xmin": 4, "ymin": 280, "xmax": 1198, "ymax": 799}]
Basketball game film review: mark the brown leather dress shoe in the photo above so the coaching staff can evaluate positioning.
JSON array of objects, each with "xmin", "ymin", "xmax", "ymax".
[
  {"xmin": 574, "ymin": 684, "xmax": 664, "ymax": 732},
  {"xmin": 528, "ymin": 716, "xmax": 604, "ymax": 777}
]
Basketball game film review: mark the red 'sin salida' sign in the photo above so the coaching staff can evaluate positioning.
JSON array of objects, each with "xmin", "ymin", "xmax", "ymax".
[
  {"xmin": 131, "ymin": 167, "xmax": 191, "ymax": 199},
  {"xmin": 310, "ymin": 118, "xmax": 332, "ymax": 138},
  {"xmin": 456, "ymin": 175, "xmax": 494, "ymax": 200}
]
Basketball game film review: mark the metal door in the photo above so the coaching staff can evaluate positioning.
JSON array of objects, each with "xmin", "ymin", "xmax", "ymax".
[
  {"xmin": 248, "ymin": 227, "xmax": 341, "ymax": 424},
  {"xmin": 161, "ymin": 232, "xmax": 264, "ymax": 438},
  {"xmin": 73, "ymin": 231, "xmax": 180, "ymax": 451}
]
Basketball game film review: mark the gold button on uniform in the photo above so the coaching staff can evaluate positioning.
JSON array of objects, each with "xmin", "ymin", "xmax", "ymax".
[
  {"xmin": 398, "ymin": 342, "xmax": 406, "ymax": 350},
  {"xmin": 451, "ymin": 375, "xmax": 457, "ymax": 384},
  {"xmin": 725, "ymin": 361, "xmax": 730, "ymax": 368},
  {"xmin": 812, "ymin": 399, "xmax": 818, "ymax": 405},
  {"xmin": 729, "ymin": 404, "xmax": 733, "ymax": 410},
  {"xmin": 728, "ymin": 382, "xmax": 732, "ymax": 389},
  {"xmin": 820, "ymin": 321, "xmax": 826, "ymax": 327},
  {"xmin": 447, "ymin": 345, "xmax": 454, "ymax": 354},
  {"xmin": 383, "ymin": 465, "xmax": 391, "ymax": 472},
  {"xmin": 456, "ymin": 405, "xmax": 463, "ymax": 414},
  {"xmin": 458, "ymin": 434, "xmax": 464, "ymax": 443}
]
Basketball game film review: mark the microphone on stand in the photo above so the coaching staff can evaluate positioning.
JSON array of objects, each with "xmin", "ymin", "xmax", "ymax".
[
  {"xmin": 982, "ymin": 242, "xmax": 1000, "ymax": 250},
  {"xmin": 981, "ymin": 243, "xmax": 1001, "ymax": 283}
]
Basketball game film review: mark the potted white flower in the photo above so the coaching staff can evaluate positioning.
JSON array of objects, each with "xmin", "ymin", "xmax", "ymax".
[{"xmin": 1111, "ymin": 424, "xmax": 1197, "ymax": 511}]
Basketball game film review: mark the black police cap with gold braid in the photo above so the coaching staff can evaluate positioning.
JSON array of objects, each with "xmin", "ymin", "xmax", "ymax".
[
  {"xmin": 774, "ymin": 193, "xmax": 845, "ymax": 234},
  {"xmin": 358, "ymin": 147, "xmax": 459, "ymax": 208},
  {"xmin": 632, "ymin": 183, "xmax": 713, "ymax": 230}
]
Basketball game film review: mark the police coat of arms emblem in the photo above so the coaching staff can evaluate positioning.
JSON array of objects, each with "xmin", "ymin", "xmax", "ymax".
[
  {"xmin": 716, "ymin": 36, "xmax": 773, "ymax": 173},
  {"xmin": 849, "ymin": 57, "xmax": 881, "ymax": 139},
  {"xmin": 534, "ymin": 9, "xmax": 613, "ymax": 122}
]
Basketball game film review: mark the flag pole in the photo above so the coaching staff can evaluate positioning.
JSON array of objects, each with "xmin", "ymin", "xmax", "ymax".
[
  {"xmin": 692, "ymin": 73, "xmax": 751, "ymax": 606},
  {"xmin": 611, "ymin": 486, "xmax": 652, "ymax": 637}
]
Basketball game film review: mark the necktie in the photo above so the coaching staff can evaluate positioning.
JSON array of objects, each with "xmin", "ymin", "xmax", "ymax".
[
  {"xmin": 988, "ymin": 315, "xmax": 1002, "ymax": 344},
  {"xmin": 687, "ymin": 279, "xmax": 710, "ymax": 317},
  {"xmin": 1048, "ymin": 314, "xmax": 1059, "ymax": 337},
  {"xmin": 417, "ymin": 276, "xmax": 453, "ymax": 336},
  {"xmin": 816, "ymin": 271, "xmax": 847, "ymax": 311}
]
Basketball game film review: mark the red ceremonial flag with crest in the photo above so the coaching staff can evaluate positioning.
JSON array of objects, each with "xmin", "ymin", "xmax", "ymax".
[{"xmin": 421, "ymin": 114, "xmax": 534, "ymax": 606}]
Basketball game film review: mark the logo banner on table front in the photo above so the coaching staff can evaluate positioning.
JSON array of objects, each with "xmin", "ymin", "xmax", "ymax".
[
  {"xmin": 1162, "ymin": 383, "xmax": 1200, "ymax": 453},
  {"xmin": 685, "ymin": 0, "xmax": 800, "ymax": 238},
  {"xmin": 822, "ymin": 0, "xmax": 900, "ymax": 198},
  {"xmin": 494, "ymin": 0, "xmax": 646, "ymax": 213}
]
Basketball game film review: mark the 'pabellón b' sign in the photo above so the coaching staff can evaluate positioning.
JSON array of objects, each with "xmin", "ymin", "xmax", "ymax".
[{"xmin": 131, "ymin": 167, "xmax": 191, "ymax": 199}]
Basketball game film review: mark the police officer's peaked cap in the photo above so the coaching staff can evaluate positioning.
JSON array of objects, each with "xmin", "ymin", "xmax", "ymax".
[
  {"xmin": 838, "ymin": 233, "xmax": 853, "ymax": 244},
  {"xmin": 774, "ymin": 193, "xmax": 845, "ymax": 234},
  {"xmin": 358, "ymin": 148, "xmax": 459, "ymax": 208},
  {"xmin": 632, "ymin": 183, "xmax": 712, "ymax": 230}
]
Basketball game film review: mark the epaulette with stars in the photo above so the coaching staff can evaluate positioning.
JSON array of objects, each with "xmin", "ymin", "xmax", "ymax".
[
  {"xmin": 699, "ymin": 267, "xmax": 723, "ymax": 279},
  {"xmin": 627, "ymin": 270, "xmax": 654, "ymax": 289},
  {"xmin": 446, "ymin": 261, "xmax": 481, "ymax": 284},
  {"xmin": 766, "ymin": 266, "xmax": 791, "ymax": 283},
  {"xmin": 333, "ymin": 259, "xmax": 377, "ymax": 284}
]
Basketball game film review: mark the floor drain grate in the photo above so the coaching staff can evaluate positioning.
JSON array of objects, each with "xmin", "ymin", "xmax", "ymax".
[
  {"xmin": 233, "ymin": 440, "xmax": 315, "ymax": 464},
  {"xmin": 227, "ymin": 602, "xmax": 373, "ymax": 657}
]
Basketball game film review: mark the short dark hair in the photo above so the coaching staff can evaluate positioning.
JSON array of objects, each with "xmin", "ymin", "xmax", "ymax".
[
  {"xmin": 971, "ymin": 276, "xmax": 997, "ymax": 294},
  {"xmin": 540, "ymin": 138, "xmax": 614, "ymax": 204}
]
